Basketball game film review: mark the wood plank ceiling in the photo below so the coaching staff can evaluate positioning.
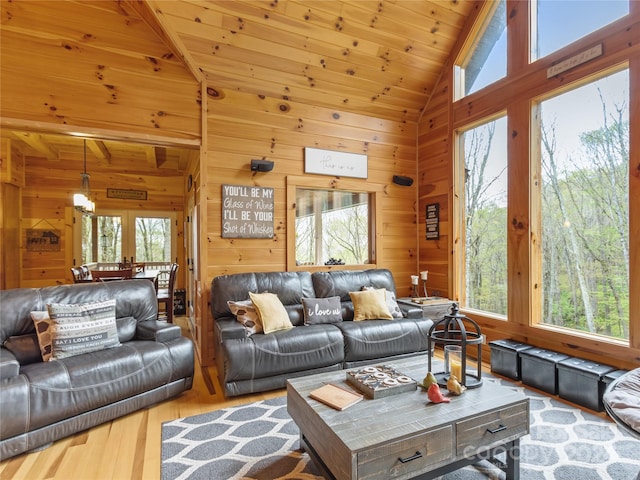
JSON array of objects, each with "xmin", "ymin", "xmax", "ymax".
[
  {"xmin": 153, "ymin": 0, "xmax": 476, "ymax": 122},
  {"xmin": 2, "ymin": 0, "xmax": 476, "ymax": 163}
]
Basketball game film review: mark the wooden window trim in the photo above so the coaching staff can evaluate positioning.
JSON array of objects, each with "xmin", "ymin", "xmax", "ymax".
[{"xmin": 286, "ymin": 175, "xmax": 384, "ymax": 272}]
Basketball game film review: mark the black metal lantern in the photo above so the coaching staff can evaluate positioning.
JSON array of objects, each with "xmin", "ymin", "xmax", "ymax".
[{"xmin": 427, "ymin": 302, "xmax": 483, "ymax": 388}]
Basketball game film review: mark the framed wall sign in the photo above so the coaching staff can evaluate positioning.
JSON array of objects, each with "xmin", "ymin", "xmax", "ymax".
[
  {"xmin": 304, "ymin": 147, "xmax": 367, "ymax": 179},
  {"xmin": 107, "ymin": 188, "xmax": 147, "ymax": 200},
  {"xmin": 426, "ymin": 203, "xmax": 440, "ymax": 240},
  {"xmin": 222, "ymin": 184, "xmax": 274, "ymax": 238},
  {"xmin": 26, "ymin": 228, "xmax": 61, "ymax": 251}
]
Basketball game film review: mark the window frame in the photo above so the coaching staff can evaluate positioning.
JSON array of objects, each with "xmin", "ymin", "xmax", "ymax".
[
  {"xmin": 449, "ymin": 2, "xmax": 636, "ymax": 356},
  {"xmin": 286, "ymin": 175, "xmax": 384, "ymax": 272},
  {"xmin": 453, "ymin": 113, "xmax": 509, "ymax": 319}
]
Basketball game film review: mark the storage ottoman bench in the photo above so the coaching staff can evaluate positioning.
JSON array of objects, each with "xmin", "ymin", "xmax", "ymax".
[{"xmin": 519, "ymin": 348, "xmax": 570, "ymax": 394}]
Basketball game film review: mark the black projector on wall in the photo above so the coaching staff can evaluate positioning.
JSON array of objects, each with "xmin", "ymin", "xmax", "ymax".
[{"xmin": 251, "ymin": 159, "xmax": 274, "ymax": 172}]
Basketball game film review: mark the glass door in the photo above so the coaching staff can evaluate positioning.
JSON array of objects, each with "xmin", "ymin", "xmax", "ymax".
[{"xmin": 74, "ymin": 210, "xmax": 176, "ymax": 266}]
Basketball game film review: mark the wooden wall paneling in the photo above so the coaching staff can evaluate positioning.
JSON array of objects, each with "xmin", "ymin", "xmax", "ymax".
[
  {"xmin": 0, "ymin": 1, "xmax": 201, "ymax": 142},
  {"xmin": 205, "ymin": 87, "xmax": 418, "ymax": 305},
  {"xmin": 1, "ymin": 183, "xmax": 21, "ymax": 289},
  {"xmin": 196, "ymin": 78, "xmax": 211, "ymax": 367},
  {"xmin": 16, "ymin": 151, "xmax": 187, "ymax": 288},
  {"xmin": 418, "ymin": 68, "xmax": 453, "ymax": 300},
  {"xmin": 507, "ymin": 100, "xmax": 533, "ymax": 328}
]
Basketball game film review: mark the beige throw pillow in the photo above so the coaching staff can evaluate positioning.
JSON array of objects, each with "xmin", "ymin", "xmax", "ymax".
[
  {"xmin": 248, "ymin": 292, "xmax": 293, "ymax": 334},
  {"xmin": 349, "ymin": 288, "xmax": 393, "ymax": 321}
]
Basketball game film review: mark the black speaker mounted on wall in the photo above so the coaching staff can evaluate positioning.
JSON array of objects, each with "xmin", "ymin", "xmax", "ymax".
[
  {"xmin": 392, "ymin": 175, "xmax": 414, "ymax": 187},
  {"xmin": 251, "ymin": 159, "xmax": 274, "ymax": 172}
]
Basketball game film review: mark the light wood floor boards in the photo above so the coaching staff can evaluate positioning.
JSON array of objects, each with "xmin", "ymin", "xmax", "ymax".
[{"xmin": 0, "ymin": 317, "xmax": 282, "ymax": 480}]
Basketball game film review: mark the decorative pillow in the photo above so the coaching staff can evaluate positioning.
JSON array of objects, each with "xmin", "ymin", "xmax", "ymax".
[
  {"xmin": 46, "ymin": 299, "xmax": 120, "ymax": 360},
  {"xmin": 228, "ymin": 299, "xmax": 263, "ymax": 336},
  {"xmin": 349, "ymin": 289, "xmax": 393, "ymax": 321},
  {"xmin": 3, "ymin": 333, "xmax": 42, "ymax": 365},
  {"xmin": 362, "ymin": 286, "xmax": 403, "ymax": 318},
  {"xmin": 248, "ymin": 292, "xmax": 293, "ymax": 334},
  {"xmin": 302, "ymin": 296, "xmax": 343, "ymax": 325},
  {"xmin": 31, "ymin": 310, "xmax": 53, "ymax": 361}
]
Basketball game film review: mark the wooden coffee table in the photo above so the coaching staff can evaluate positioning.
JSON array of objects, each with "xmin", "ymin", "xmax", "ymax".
[{"xmin": 287, "ymin": 355, "xmax": 529, "ymax": 480}]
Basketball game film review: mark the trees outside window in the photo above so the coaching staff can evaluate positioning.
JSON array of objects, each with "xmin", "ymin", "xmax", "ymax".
[
  {"xmin": 539, "ymin": 70, "xmax": 629, "ymax": 340},
  {"xmin": 77, "ymin": 211, "xmax": 175, "ymax": 265},
  {"xmin": 459, "ymin": 117, "xmax": 508, "ymax": 315},
  {"xmin": 295, "ymin": 189, "xmax": 370, "ymax": 266}
]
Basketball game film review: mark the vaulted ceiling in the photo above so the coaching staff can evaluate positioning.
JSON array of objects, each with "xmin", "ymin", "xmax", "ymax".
[
  {"xmin": 2, "ymin": 0, "xmax": 477, "ymax": 167},
  {"xmin": 147, "ymin": 0, "xmax": 476, "ymax": 122}
]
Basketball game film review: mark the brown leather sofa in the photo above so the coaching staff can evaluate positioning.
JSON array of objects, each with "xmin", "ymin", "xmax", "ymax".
[
  {"xmin": 0, "ymin": 280, "xmax": 194, "ymax": 460},
  {"xmin": 211, "ymin": 268, "xmax": 431, "ymax": 397}
]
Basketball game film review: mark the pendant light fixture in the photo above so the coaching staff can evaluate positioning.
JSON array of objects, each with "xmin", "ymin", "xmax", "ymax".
[{"xmin": 73, "ymin": 139, "xmax": 95, "ymax": 215}]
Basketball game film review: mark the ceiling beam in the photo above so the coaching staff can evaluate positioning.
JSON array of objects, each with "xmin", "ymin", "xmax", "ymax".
[
  {"xmin": 85, "ymin": 139, "xmax": 112, "ymax": 164},
  {"xmin": 12, "ymin": 132, "xmax": 58, "ymax": 160},
  {"xmin": 155, "ymin": 146, "xmax": 167, "ymax": 167},
  {"xmin": 124, "ymin": 0, "xmax": 203, "ymax": 82}
]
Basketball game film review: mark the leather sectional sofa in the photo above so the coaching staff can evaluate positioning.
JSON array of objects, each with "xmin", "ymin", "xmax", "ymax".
[
  {"xmin": 0, "ymin": 280, "xmax": 194, "ymax": 460},
  {"xmin": 211, "ymin": 268, "xmax": 432, "ymax": 397}
]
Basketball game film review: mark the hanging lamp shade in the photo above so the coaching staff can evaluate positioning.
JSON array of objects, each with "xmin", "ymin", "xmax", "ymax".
[{"xmin": 73, "ymin": 140, "xmax": 95, "ymax": 214}]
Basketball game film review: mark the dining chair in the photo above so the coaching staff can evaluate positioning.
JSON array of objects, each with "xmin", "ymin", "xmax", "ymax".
[
  {"xmin": 91, "ymin": 268, "xmax": 133, "ymax": 282},
  {"xmin": 80, "ymin": 265, "xmax": 91, "ymax": 280},
  {"xmin": 157, "ymin": 263, "xmax": 179, "ymax": 323},
  {"xmin": 70, "ymin": 267, "xmax": 84, "ymax": 283}
]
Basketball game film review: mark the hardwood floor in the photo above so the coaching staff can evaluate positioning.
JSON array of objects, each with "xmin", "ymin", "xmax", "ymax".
[
  {"xmin": 0, "ymin": 317, "xmax": 283, "ymax": 480},
  {"xmin": 1, "ymin": 319, "xmax": 612, "ymax": 480}
]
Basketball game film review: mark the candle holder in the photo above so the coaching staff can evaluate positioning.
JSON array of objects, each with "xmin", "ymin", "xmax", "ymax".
[
  {"xmin": 410, "ymin": 275, "xmax": 419, "ymax": 298},
  {"xmin": 420, "ymin": 271, "xmax": 429, "ymax": 298},
  {"xmin": 427, "ymin": 302, "xmax": 483, "ymax": 388}
]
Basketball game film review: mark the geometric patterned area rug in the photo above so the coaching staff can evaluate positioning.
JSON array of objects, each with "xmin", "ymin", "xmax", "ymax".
[{"xmin": 161, "ymin": 377, "xmax": 640, "ymax": 480}]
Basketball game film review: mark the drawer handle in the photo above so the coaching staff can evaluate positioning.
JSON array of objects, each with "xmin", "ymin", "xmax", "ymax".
[
  {"xmin": 486, "ymin": 424, "xmax": 507, "ymax": 434},
  {"xmin": 398, "ymin": 451, "xmax": 423, "ymax": 463}
]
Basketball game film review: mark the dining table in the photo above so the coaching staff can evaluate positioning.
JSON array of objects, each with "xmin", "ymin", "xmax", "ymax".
[{"xmin": 89, "ymin": 269, "xmax": 160, "ymax": 287}]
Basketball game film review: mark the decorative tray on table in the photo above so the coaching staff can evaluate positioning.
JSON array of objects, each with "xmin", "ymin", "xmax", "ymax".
[{"xmin": 345, "ymin": 365, "xmax": 417, "ymax": 399}]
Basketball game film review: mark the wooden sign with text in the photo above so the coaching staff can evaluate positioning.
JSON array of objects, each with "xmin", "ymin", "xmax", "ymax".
[
  {"xmin": 426, "ymin": 203, "xmax": 439, "ymax": 240},
  {"xmin": 222, "ymin": 184, "xmax": 274, "ymax": 238}
]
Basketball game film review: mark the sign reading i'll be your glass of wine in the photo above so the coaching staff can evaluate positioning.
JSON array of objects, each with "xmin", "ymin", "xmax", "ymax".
[{"xmin": 222, "ymin": 184, "xmax": 274, "ymax": 238}]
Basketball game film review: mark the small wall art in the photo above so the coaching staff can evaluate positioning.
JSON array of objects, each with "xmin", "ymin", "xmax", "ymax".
[
  {"xmin": 426, "ymin": 203, "xmax": 440, "ymax": 240},
  {"xmin": 304, "ymin": 147, "xmax": 367, "ymax": 179}
]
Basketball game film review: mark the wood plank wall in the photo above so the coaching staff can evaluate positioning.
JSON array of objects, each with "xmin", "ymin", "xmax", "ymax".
[
  {"xmin": 0, "ymin": 1, "xmax": 202, "ymax": 347},
  {"xmin": 203, "ymin": 87, "xmax": 419, "ymax": 362},
  {"xmin": 19, "ymin": 149, "xmax": 187, "ymax": 288},
  {"xmin": 418, "ymin": 2, "xmax": 640, "ymax": 370}
]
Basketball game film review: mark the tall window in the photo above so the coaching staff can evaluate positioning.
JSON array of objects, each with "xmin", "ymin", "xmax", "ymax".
[
  {"xmin": 455, "ymin": 0, "xmax": 506, "ymax": 99},
  {"xmin": 538, "ymin": 69, "xmax": 629, "ymax": 340},
  {"xmin": 458, "ymin": 116, "xmax": 508, "ymax": 315},
  {"xmin": 295, "ymin": 189, "xmax": 370, "ymax": 266},
  {"xmin": 533, "ymin": 0, "xmax": 629, "ymax": 61}
]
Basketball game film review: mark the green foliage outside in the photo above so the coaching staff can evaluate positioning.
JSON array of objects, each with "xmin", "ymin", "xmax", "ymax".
[{"xmin": 464, "ymin": 75, "xmax": 629, "ymax": 340}]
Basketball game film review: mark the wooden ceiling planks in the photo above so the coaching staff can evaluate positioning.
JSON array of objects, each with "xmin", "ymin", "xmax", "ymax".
[
  {"xmin": 154, "ymin": 0, "xmax": 475, "ymax": 122},
  {"xmin": 2, "ymin": 0, "xmax": 476, "ymax": 165}
]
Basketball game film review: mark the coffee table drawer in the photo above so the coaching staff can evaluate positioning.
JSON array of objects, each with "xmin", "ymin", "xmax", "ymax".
[
  {"xmin": 357, "ymin": 425, "xmax": 453, "ymax": 480},
  {"xmin": 456, "ymin": 401, "xmax": 529, "ymax": 456}
]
